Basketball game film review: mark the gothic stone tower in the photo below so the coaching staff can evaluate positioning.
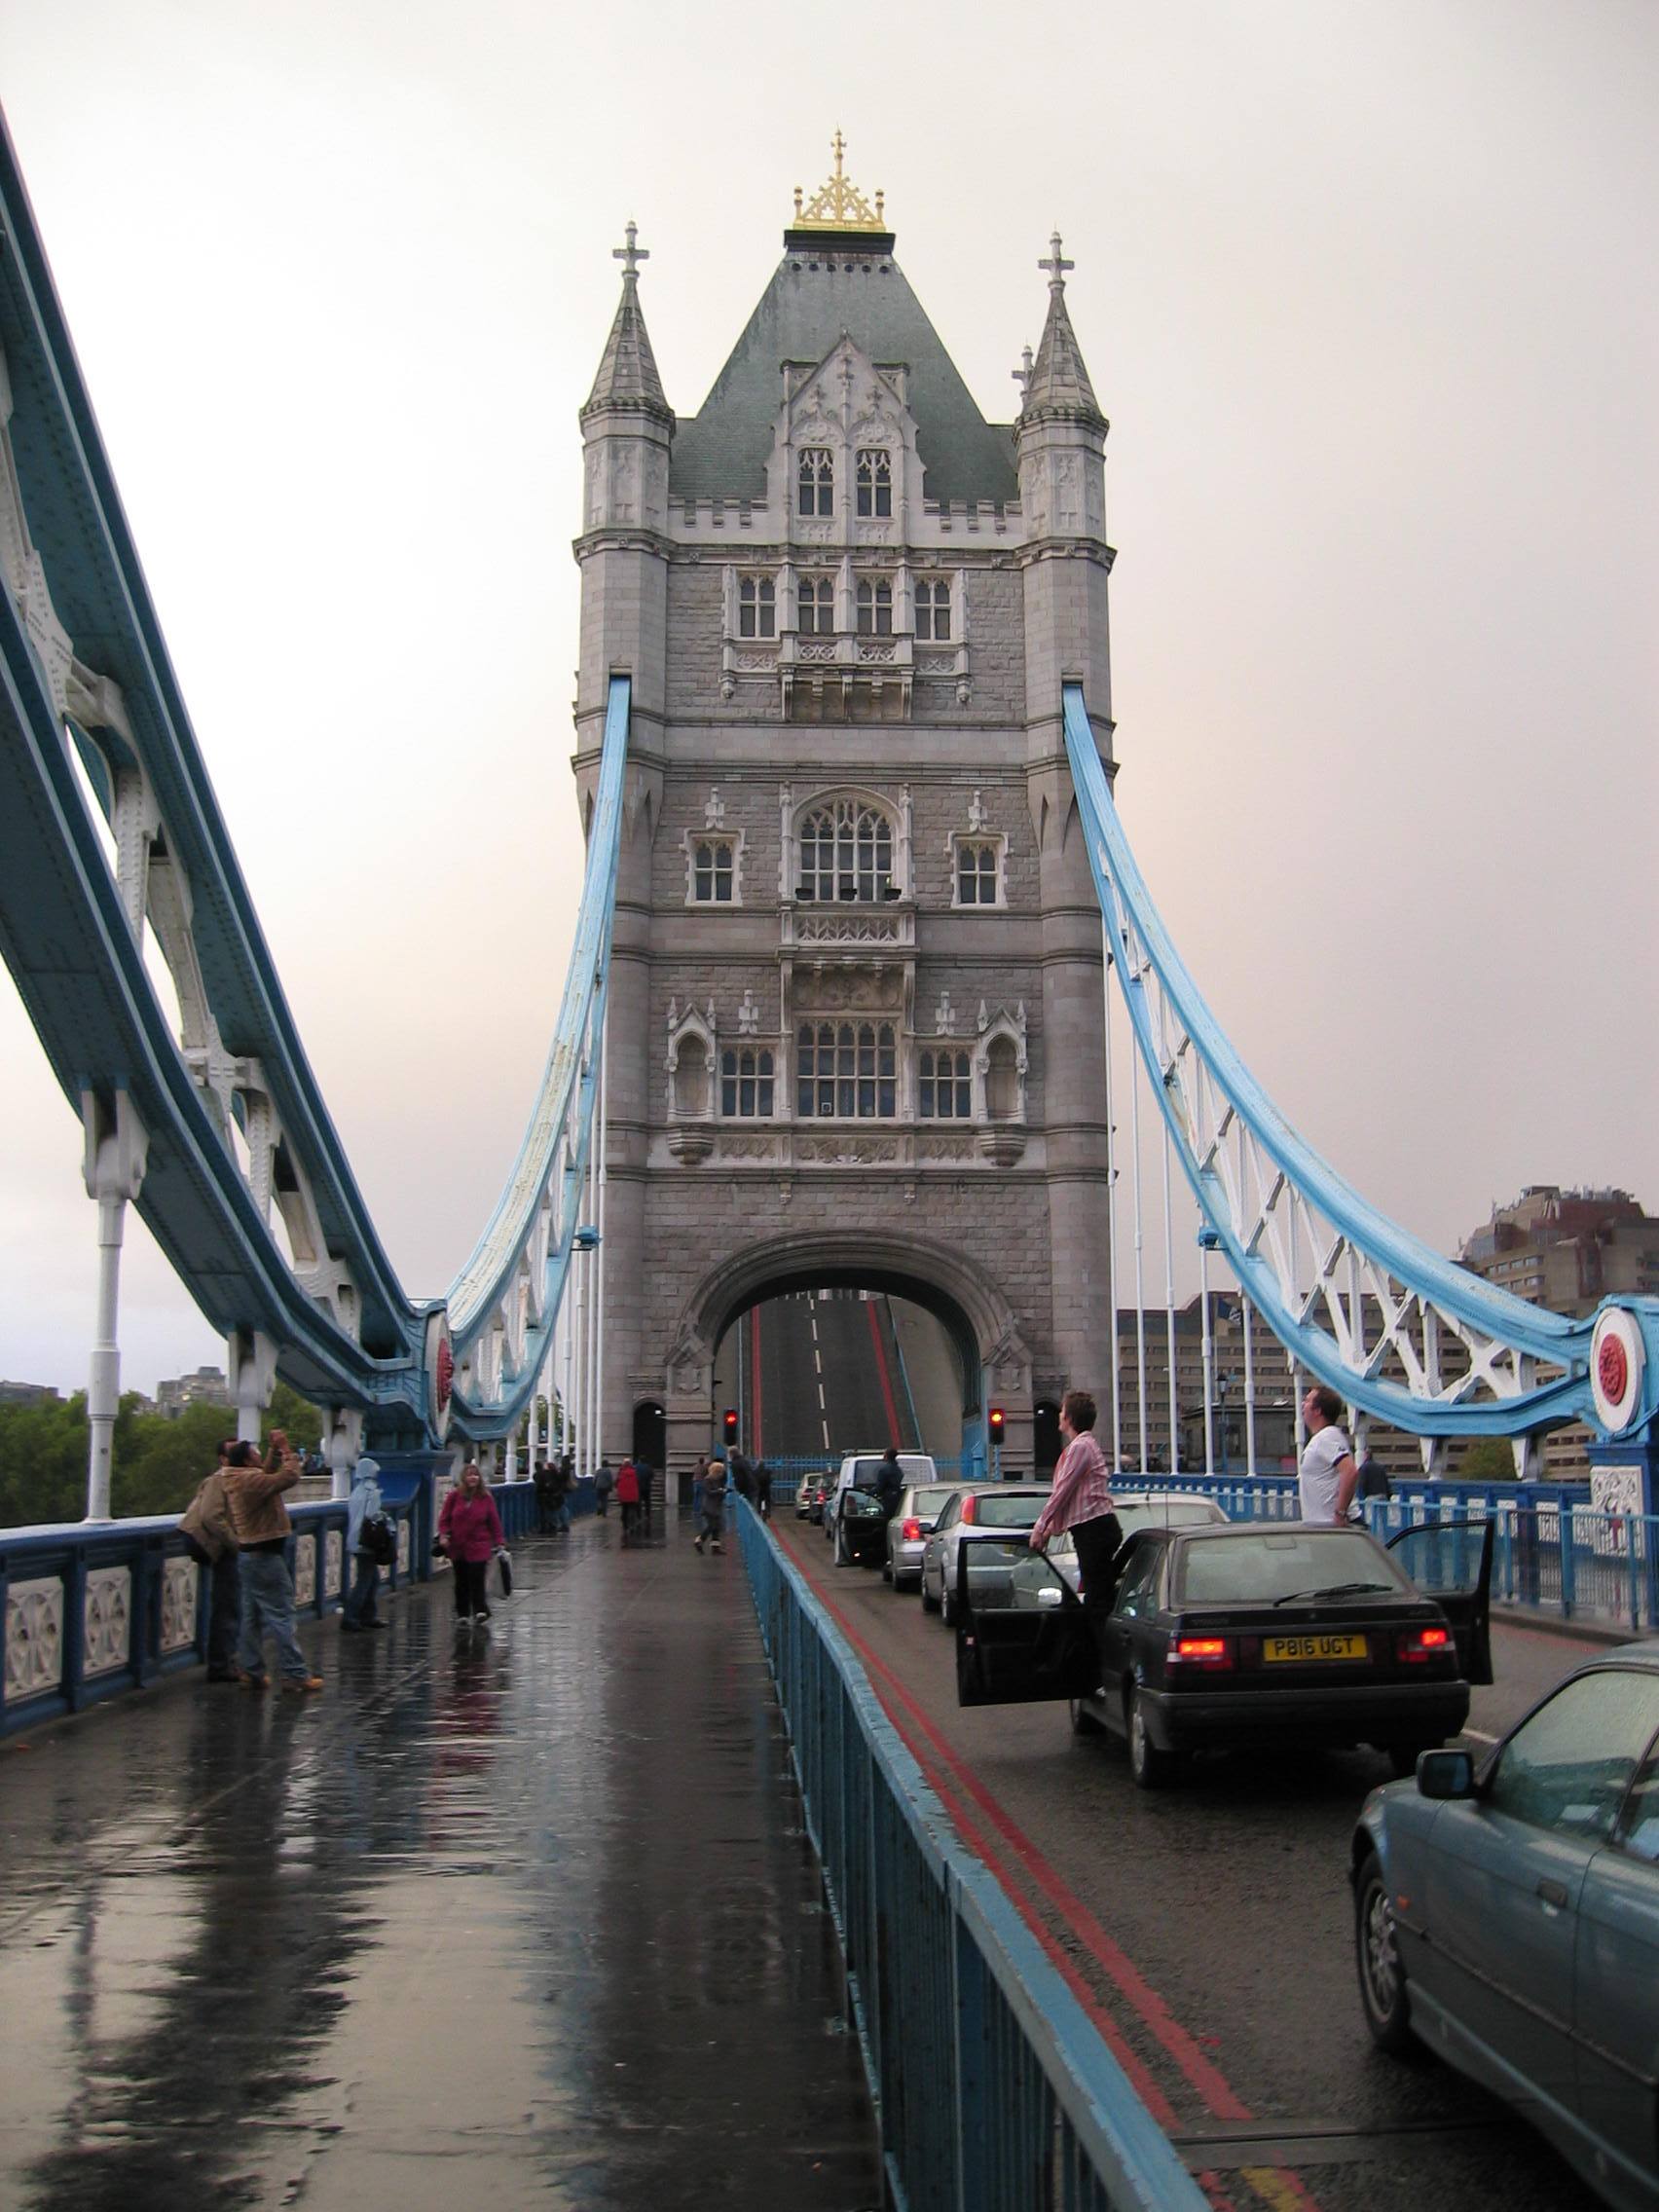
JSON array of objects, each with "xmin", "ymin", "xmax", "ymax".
[{"xmin": 573, "ymin": 150, "xmax": 1116, "ymax": 1477}]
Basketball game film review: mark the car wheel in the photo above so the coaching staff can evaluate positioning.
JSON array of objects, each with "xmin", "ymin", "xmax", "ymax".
[
  {"xmin": 833, "ymin": 1526, "xmax": 848, "ymax": 1567},
  {"xmin": 880, "ymin": 1559, "xmax": 892, "ymax": 1582},
  {"xmin": 1125, "ymin": 1685, "xmax": 1176, "ymax": 1788},
  {"xmin": 1354, "ymin": 1850, "xmax": 1414, "ymax": 2054},
  {"xmin": 1069, "ymin": 1697, "xmax": 1106, "ymax": 1737},
  {"xmin": 920, "ymin": 1575, "xmax": 940, "ymax": 1613},
  {"xmin": 1386, "ymin": 1743, "xmax": 1433, "ymax": 1781}
]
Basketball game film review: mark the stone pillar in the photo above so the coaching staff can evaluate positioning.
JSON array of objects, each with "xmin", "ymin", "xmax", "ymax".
[
  {"xmin": 80, "ymin": 1088, "xmax": 148, "ymax": 1522},
  {"xmin": 228, "ymin": 1327, "xmax": 277, "ymax": 1447}
]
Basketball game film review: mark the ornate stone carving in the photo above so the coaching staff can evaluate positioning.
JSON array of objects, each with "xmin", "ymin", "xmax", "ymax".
[
  {"xmin": 968, "ymin": 789, "xmax": 987, "ymax": 831},
  {"xmin": 933, "ymin": 990, "xmax": 957, "ymax": 1036},
  {"xmin": 5, "ymin": 1574, "xmax": 63, "ymax": 1700},
  {"xmin": 294, "ymin": 1533, "xmax": 317, "ymax": 1609},
  {"xmin": 917, "ymin": 1133, "xmax": 977, "ymax": 1161},
  {"xmin": 737, "ymin": 989, "xmax": 760, "ymax": 1035},
  {"xmin": 796, "ymin": 1133, "xmax": 901, "ymax": 1164},
  {"xmin": 669, "ymin": 1121, "xmax": 716, "ymax": 1163},
  {"xmin": 718, "ymin": 1135, "xmax": 779, "ymax": 1161},
  {"xmin": 796, "ymin": 914, "xmax": 901, "ymax": 946},
  {"xmin": 324, "ymin": 1528, "xmax": 345, "ymax": 1601},
  {"xmin": 396, "ymin": 1516, "xmax": 412, "ymax": 1578},
  {"xmin": 161, "ymin": 1555, "xmax": 199, "ymax": 1654},
  {"xmin": 83, "ymin": 1565, "xmax": 131, "ymax": 1679}
]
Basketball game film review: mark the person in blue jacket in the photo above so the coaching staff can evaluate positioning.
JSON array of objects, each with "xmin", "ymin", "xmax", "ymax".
[{"xmin": 343, "ymin": 1456, "xmax": 387, "ymax": 1630}]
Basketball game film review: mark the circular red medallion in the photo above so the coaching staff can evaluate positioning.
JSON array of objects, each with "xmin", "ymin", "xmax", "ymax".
[{"xmin": 1597, "ymin": 1335, "xmax": 1629, "ymax": 1408}]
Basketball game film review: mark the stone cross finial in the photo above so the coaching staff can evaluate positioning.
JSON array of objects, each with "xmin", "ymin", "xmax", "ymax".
[
  {"xmin": 1012, "ymin": 345, "xmax": 1034, "ymax": 400},
  {"xmin": 1039, "ymin": 231, "xmax": 1074, "ymax": 290},
  {"xmin": 613, "ymin": 221, "xmax": 648, "ymax": 280}
]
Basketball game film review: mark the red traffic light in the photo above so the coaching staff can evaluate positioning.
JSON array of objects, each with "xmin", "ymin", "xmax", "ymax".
[
  {"xmin": 722, "ymin": 1409, "xmax": 739, "ymax": 1443},
  {"xmin": 988, "ymin": 1407, "xmax": 1006, "ymax": 1438}
]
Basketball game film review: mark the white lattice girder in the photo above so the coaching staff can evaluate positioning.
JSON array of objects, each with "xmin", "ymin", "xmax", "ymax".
[{"xmin": 1060, "ymin": 684, "xmax": 1657, "ymax": 1441}]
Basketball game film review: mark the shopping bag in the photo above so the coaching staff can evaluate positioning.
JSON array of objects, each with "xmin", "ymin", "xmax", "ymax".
[{"xmin": 497, "ymin": 1549, "xmax": 513, "ymax": 1598}]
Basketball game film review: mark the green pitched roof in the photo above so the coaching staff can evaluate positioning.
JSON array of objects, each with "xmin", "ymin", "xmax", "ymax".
[{"xmin": 669, "ymin": 248, "xmax": 1018, "ymax": 508}]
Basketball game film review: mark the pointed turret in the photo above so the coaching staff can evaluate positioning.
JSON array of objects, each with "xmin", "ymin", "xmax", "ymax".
[
  {"xmin": 1020, "ymin": 233, "xmax": 1105, "ymax": 426},
  {"xmin": 582, "ymin": 221, "xmax": 673, "ymax": 424}
]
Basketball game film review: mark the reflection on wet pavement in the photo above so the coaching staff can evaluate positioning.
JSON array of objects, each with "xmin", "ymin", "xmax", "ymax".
[{"xmin": 0, "ymin": 1520, "xmax": 881, "ymax": 2209}]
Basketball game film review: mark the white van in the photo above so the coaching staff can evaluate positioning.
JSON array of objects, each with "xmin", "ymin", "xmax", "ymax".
[{"xmin": 826, "ymin": 1450, "xmax": 938, "ymax": 1565}]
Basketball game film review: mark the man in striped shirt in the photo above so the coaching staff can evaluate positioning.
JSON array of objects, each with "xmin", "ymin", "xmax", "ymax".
[{"xmin": 1030, "ymin": 1388, "xmax": 1122, "ymax": 1604}]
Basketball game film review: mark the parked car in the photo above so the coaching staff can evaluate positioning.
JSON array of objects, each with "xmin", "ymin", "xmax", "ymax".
[
  {"xmin": 952, "ymin": 1518, "xmax": 1493, "ymax": 1790},
  {"xmin": 793, "ymin": 1472, "xmax": 831, "ymax": 1522},
  {"xmin": 827, "ymin": 1450, "xmax": 938, "ymax": 1564},
  {"xmin": 883, "ymin": 1482, "xmax": 969, "ymax": 1590},
  {"xmin": 1352, "ymin": 1642, "xmax": 1659, "ymax": 2212},
  {"xmin": 1019, "ymin": 1493, "xmax": 1231, "ymax": 1602},
  {"xmin": 834, "ymin": 1487, "xmax": 892, "ymax": 1566},
  {"xmin": 920, "ymin": 1485, "xmax": 1052, "ymax": 1624}
]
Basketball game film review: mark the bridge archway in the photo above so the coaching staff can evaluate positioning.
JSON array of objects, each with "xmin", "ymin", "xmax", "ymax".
[{"xmin": 661, "ymin": 1230, "xmax": 1034, "ymax": 1492}]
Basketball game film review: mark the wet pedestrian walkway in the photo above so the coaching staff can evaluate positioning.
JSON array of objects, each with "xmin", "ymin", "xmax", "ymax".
[{"xmin": 0, "ymin": 1514, "xmax": 882, "ymax": 2210}]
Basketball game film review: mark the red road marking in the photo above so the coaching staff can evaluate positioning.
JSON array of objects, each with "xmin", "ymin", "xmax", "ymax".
[
  {"xmin": 775, "ymin": 1523, "xmax": 1331, "ymax": 2212},
  {"xmin": 866, "ymin": 1298, "xmax": 902, "ymax": 1448}
]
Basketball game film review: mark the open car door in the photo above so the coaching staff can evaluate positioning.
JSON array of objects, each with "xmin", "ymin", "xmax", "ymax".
[
  {"xmin": 953, "ymin": 1534, "xmax": 1100, "ymax": 1708},
  {"xmin": 1386, "ymin": 1518, "xmax": 1494, "ymax": 1685}
]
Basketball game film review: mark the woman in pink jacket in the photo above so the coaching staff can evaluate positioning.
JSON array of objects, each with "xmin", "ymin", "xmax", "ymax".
[{"xmin": 438, "ymin": 1462, "xmax": 505, "ymax": 1623}]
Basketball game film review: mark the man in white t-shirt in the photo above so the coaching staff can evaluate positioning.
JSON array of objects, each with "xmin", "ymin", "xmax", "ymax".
[{"xmin": 1298, "ymin": 1384, "xmax": 1361, "ymax": 1523}]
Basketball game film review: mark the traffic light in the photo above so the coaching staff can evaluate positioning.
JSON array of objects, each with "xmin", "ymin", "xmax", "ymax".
[
  {"xmin": 723, "ymin": 1408, "xmax": 739, "ymax": 1448},
  {"xmin": 988, "ymin": 1407, "xmax": 1006, "ymax": 1443}
]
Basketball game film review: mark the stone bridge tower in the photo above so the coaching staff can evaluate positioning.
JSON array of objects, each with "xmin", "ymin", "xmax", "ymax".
[{"xmin": 572, "ymin": 147, "xmax": 1116, "ymax": 1478}]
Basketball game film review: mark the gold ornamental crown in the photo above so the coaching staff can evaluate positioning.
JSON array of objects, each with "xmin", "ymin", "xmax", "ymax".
[{"xmin": 793, "ymin": 130, "xmax": 886, "ymax": 233}]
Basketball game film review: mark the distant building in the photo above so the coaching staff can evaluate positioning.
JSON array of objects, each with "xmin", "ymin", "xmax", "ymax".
[
  {"xmin": 0, "ymin": 1380, "xmax": 64, "ymax": 1409},
  {"xmin": 153, "ymin": 1365, "xmax": 232, "ymax": 1419},
  {"xmin": 1113, "ymin": 1297, "xmax": 1299, "ymax": 1477}
]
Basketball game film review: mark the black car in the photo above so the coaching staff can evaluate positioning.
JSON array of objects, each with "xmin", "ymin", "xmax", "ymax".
[{"xmin": 952, "ymin": 1519, "xmax": 1493, "ymax": 1789}]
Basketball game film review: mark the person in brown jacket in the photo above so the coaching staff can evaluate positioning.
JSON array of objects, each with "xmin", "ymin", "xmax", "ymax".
[
  {"xmin": 223, "ymin": 1428, "xmax": 322, "ymax": 1692},
  {"xmin": 177, "ymin": 1440, "xmax": 242, "ymax": 1681}
]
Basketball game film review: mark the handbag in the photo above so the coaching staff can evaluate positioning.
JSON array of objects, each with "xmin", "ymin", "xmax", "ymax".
[{"xmin": 497, "ymin": 1548, "xmax": 513, "ymax": 1598}]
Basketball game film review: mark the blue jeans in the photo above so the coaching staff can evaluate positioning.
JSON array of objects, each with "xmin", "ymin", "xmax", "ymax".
[
  {"xmin": 237, "ymin": 1549, "xmax": 310, "ymax": 1682},
  {"xmin": 344, "ymin": 1551, "xmax": 381, "ymax": 1626}
]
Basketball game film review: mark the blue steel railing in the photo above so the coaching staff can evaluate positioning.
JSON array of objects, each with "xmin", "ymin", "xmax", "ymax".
[
  {"xmin": 735, "ymin": 1496, "xmax": 1206, "ymax": 2212},
  {"xmin": 0, "ymin": 1475, "xmax": 537, "ymax": 1737},
  {"xmin": 1119, "ymin": 1473, "xmax": 1656, "ymax": 1634}
]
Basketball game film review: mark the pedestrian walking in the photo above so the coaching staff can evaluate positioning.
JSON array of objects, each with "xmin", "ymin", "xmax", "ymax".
[
  {"xmin": 753, "ymin": 1458, "xmax": 773, "ymax": 1522},
  {"xmin": 594, "ymin": 1459, "xmax": 615, "ymax": 1517},
  {"xmin": 635, "ymin": 1457, "xmax": 655, "ymax": 1525},
  {"xmin": 690, "ymin": 1453, "xmax": 710, "ymax": 1521},
  {"xmin": 1298, "ymin": 1386, "xmax": 1361, "ymax": 1524},
  {"xmin": 875, "ymin": 1447, "xmax": 903, "ymax": 1523},
  {"xmin": 1029, "ymin": 1390, "xmax": 1122, "ymax": 1609},
  {"xmin": 534, "ymin": 1458, "xmax": 558, "ymax": 1533},
  {"xmin": 438, "ymin": 1462, "xmax": 505, "ymax": 1623},
  {"xmin": 694, "ymin": 1457, "xmax": 727, "ymax": 1554},
  {"xmin": 178, "ymin": 1438, "xmax": 241, "ymax": 1681},
  {"xmin": 222, "ymin": 1429, "xmax": 323, "ymax": 1693},
  {"xmin": 1356, "ymin": 1450, "xmax": 1392, "ymax": 1502},
  {"xmin": 549, "ymin": 1455, "xmax": 572, "ymax": 1531},
  {"xmin": 342, "ymin": 1455, "xmax": 389, "ymax": 1631},
  {"xmin": 616, "ymin": 1457, "xmax": 641, "ymax": 1538}
]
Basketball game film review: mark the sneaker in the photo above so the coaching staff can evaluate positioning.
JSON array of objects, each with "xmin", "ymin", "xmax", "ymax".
[
  {"xmin": 711, "ymin": 1540, "xmax": 723, "ymax": 1553},
  {"xmin": 339, "ymin": 1622, "xmax": 362, "ymax": 1635},
  {"xmin": 693, "ymin": 1537, "xmax": 704, "ymax": 1553},
  {"xmin": 281, "ymin": 1676, "xmax": 325, "ymax": 1694},
  {"xmin": 238, "ymin": 1674, "xmax": 269, "ymax": 1691},
  {"xmin": 475, "ymin": 1607, "xmax": 492, "ymax": 1621},
  {"xmin": 367, "ymin": 1619, "xmax": 388, "ymax": 1630}
]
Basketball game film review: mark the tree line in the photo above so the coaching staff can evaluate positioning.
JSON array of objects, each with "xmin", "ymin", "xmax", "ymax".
[{"xmin": 0, "ymin": 1382, "xmax": 321, "ymax": 1530}]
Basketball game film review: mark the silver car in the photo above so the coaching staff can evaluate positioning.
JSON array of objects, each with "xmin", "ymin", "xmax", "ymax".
[
  {"xmin": 1016, "ymin": 1493, "xmax": 1231, "ymax": 1604},
  {"xmin": 920, "ymin": 1485, "xmax": 1052, "ymax": 1626},
  {"xmin": 1353, "ymin": 1641, "xmax": 1659, "ymax": 2210},
  {"xmin": 882, "ymin": 1482, "xmax": 968, "ymax": 1591}
]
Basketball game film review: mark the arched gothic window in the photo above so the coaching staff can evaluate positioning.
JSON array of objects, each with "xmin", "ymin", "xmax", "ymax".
[
  {"xmin": 919, "ymin": 1050, "xmax": 971, "ymax": 1120},
  {"xmin": 720, "ymin": 1049, "xmax": 775, "ymax": 1118},
  {"xmin": 798, "ymin": 798, "xmax": 894, "ymax": 903},
  {"xmin": 797, "ymin": 575, "xmax": 834, "ymax": 635},
  {"xmin": 796, "ymin": 1022, "xmax": 897, "ymax": 1120},
  {"xmin": 856, "ymin": 579, "xmax": 894, "ymax": 637},
  {"xmin": 797, "ymin": 448, "xmax": 833, "ymax": 518},
  {"xmin": 738, "ymin": 576, "xmax": 775, "ymax": 639},
  {"xmin": 673, "ymin": 1035, "xmax": 710, "ymax": 1122},
  {"xmin": 914, "ymin": 578, "xmax": 951, "ymax": 641},
  {"xmin": 985, "ymin": 1034, "xmax": 1020, "ymax": 1122},
  {"xmin": 693, "ymin": 839, "xmax": 734, "ymax": 903},
  {"xmin": 856, "ymin": 450, "xmax": 892, "ymax": 518}
]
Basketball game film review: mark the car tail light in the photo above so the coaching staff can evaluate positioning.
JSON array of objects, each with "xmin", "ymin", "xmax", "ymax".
[
  {"xmin": 1168, "ymin": 1635, "xmax": 1235, "ymax": 1670},
  {"xmin": 901, "ymin": 1518, "xmax": 922, "ymax": 1541},
  {"xmin": 961, "ymin": 1496, "xmax": 977, "ymax": 1525},
  {"xmin": 1396, "ymin": 1625, "xmax": 1452, "ymax": 1664}
]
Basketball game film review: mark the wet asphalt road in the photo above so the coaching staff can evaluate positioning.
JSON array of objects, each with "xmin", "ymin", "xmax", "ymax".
[
  {"xmin": 0, "ymin": 1520, "xmax": 880, "ymax": 2212},
  {"xmin": 776, "ymin": 1507, "xmax": 1616, "ymax": 2212}
]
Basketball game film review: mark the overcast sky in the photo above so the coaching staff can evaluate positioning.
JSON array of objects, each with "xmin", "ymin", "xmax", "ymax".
[{"xmin": 0, "ymin": 1, "xmax": 1653, "ymax": 1394}]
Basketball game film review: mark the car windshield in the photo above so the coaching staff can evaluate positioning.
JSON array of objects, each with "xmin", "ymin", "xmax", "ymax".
[
  {"xmin": 912, "ymin": 1487, "xmax": 957, "ymax": 1518},
  {"xmin": 849, "ymin": 1459, "xmax": 886, "ymax": 1488},
  {"xmin": 973, "ymin": 1493, "xmax": 1045, "ymax": 1530},
  {"xmin": 1176, "ymin": 1530, "xmax": 1409, "ymax": 1606}
]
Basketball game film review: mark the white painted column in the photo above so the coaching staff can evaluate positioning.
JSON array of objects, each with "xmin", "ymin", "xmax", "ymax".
[
  {"xmin": 80, "ymin": 1089, "xmax": 148, "ymax": 1522},
  {"xmin": 228, "ymin": 1327, "xmax": 277, "ymax": 1447}
]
